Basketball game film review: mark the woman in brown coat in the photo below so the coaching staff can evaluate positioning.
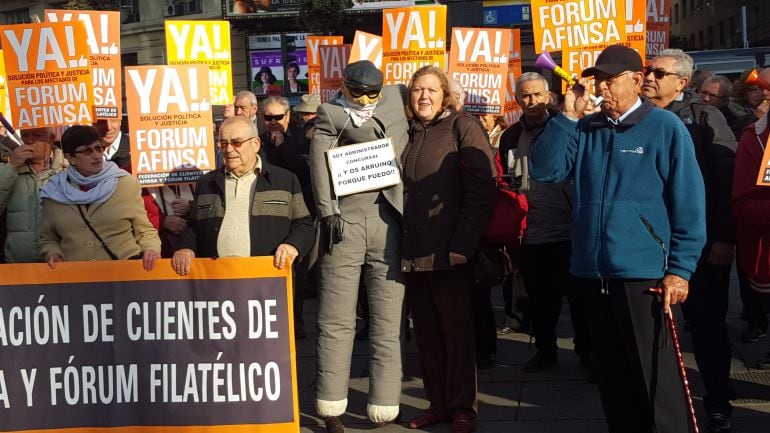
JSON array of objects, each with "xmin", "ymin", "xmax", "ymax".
[
  {"xmin": 39, "ymin": 125, "xmax": 161, "ymax": 270},
  {"xmin": 401, "ymin": 66, "xmax": 497, "ymax": 433}
]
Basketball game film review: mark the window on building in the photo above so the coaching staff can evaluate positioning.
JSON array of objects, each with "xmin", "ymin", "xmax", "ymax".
[
  {"xmin": 683, "ymin": 0, "xmax": 688, "ymax": 18},
  {"xmin": 164, "ymin": 0, "xmax": 203, "ymax": 17},
  {"xmin": 673, "ymin": 4, "xmax": 679, "ymax": 24},
  {"xmin": 717, "ymin": 21, "xmax": 724, "ymax": 47},
  {"xmin": 750, "ymin": 6, "xmax": 759, "ymax": 27},
  {"xmin": 697, "ymin": 30, "xmax": 704, "ymax": 49},
  {"xmin": 4, "ymin": 8, "xmax": 30, "ymax": 24},
  {"xmin": 120, "ymin": 0, "xmax": 140, "ymax": 24},
  {"xmin": 706, "ymin": 25, "xmax": 714, "ymax": 48}
]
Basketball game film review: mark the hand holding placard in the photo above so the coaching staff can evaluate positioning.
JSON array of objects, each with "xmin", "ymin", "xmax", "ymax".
[{"xmin": 535, "ymin": 51, "xmax": 604, "ymax": 107}]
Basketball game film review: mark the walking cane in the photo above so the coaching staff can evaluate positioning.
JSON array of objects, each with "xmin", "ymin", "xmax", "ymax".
[{"xmin": 648, "ymin": 287, "xmax": 700, "ymax": 433}]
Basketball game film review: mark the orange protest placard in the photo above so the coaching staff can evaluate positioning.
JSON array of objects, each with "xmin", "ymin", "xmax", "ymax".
[
  {"xmin": 165, "ymin": 20, "xmax": 233, "ymax": 106},
  {"xmin": 561, "ymin": 0, "xmax": 644, "ymax": 85},
  {"xmin": 646, "ymin": 0, "xmax": 671, "ymax": 57},
  {"xmin": 531, "ymin": 0, "xmax": 627, "ymax": 54},
  {"xmin": 382, "ymin": 5, "xmax": 447, "ymax": 85},
  {"xmin": 124, "ymin": 65, "xmax": 215, "ymax": 187},
  {"xmin": 45, "ymin": 9, "xmax": 121, "ymax": 119},
  {"xmin": 504, "ymin": 29, "xmax": 523, "ymax": 126},
  {"xmin": 319, "ymin": 44, "xmax": 351, "ymax": 103},
  {"xmin": 756, "ymin": 134, "xmax": 770, "ymax": 186},
  {"xmin": 0, "ymin": 50, "xmax": 7, "ymax": 123},
  {"xmin": 448, "ymin": 28, "xmax": 511, "ymax": 115},
  {"xmin": 307, "ymin": 36, "xmax": 343, "ymax": 96},
  {"xmin": 349, "ymin": 31, "xmax": 383, "ymax": 68},
  {"xmin": 0, "ymin": 21, "xmax": 94, "ymax": 129}
]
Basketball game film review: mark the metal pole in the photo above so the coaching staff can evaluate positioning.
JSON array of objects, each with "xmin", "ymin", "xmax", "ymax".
[{"xmin": 742, "ymin": 6, "xmax": 749, "ymax": 48}]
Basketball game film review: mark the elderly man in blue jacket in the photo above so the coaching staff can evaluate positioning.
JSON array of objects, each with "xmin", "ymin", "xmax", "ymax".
[{"xmin": 530, "ymin": 44, "xmax": 706, "ymax": 433}]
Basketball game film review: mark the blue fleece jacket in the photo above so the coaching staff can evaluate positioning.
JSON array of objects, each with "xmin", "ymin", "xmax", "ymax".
[{"xmin": 529, "ymin": 99, "xmax": 706, "ymax": 281}]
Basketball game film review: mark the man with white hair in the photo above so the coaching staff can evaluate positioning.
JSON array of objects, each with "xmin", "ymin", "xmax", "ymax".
[
  {"xmin": 498, "ymin": 72, "xmax": 590, "ymax": 374},
  {"xmin": 0, "ymin": 127, "xmax": 65, "ymax": 262}
]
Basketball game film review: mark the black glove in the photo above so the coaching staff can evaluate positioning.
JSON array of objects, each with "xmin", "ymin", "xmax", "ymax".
[{"xmin": 321, "ymin": 215, "xmax": 344, "ymax": 253}]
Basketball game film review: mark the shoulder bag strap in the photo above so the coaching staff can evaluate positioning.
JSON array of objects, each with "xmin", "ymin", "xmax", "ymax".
[{"xmin": 77, "ymin": 205, "xmax": 119, "ymax": 260}]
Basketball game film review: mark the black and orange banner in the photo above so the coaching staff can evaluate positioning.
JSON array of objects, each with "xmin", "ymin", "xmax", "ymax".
[{"xmin": 0, "ymin": 257, "xmax": 298, "ymax": 433}]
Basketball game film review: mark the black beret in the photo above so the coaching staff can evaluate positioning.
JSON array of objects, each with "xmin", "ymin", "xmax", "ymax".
[{"xmin": 343, "ymin": 60, "xmax": 383, "ymax": 92}]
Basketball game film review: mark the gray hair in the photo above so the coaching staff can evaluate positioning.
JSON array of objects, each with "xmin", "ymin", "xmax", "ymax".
[
  {"xmin": 655, "ymin": 49, "xmax": 694, "ymax": 80},
  {"xmin": 515, "ymin": 72, "xmax": 550, "ymax": 95},
  {"xmin": 234, "ymin": 90, "xmax": 258, "ymax": 106},
  {"xmin": 220, "ymin": 116, "xmax": 258, "ymax": 137},
  {"xmin": 701, "ymin": 75, "xmax": 733, "ymax": 97},
  {"xmin": 262, "ymin": 96, "xmax": 290, "ymax": 113}
]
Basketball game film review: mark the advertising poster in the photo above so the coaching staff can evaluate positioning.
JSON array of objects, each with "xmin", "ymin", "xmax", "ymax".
[
  {"xmin": 307, "ymin": 36, "xmax": 343, "ymax": 95},
  {"xmin": 250, "ymin": 51, "xmax": 285, "ymax": 97},
  {"xmin": 165, "ymin": 20, "xmax": 233, "ymax": 106},
  {"xmin": 0, "ymin": 21, "xmax": 94, "ymax": 129},
  {"xmin": 646, "ymin": 0, "xmax": 671, "ymax": 56},
  {"xmin": 319, "ymin": 45, "xmax": 351, "ymax": 103},
  {"xmin": 124, "ymin": 65, "xmax": 215, "ymax": 187},
  {"xmin": 349, "ymin": 31, "xmax": 383, "ymax": 68},
  {"xmin": 381, "ymin": 5, "xmax": 447, "ymax": 85},
  {"xmin": 0, "ymin": 257, "xmax": 299, "ymax": 433},
  {"xmin": 224, "ymin": 0, "xmax": 415, "ymax": 18},
  {"xmin": 45, "ymin": 9, "xmax": 121, "ymax": 119},
  {"xmin": 448, "ymin": 27, "xmax": 511, "ymax": 115},
  {"xmin": 531, "ymin": 0, "xmax": 627, "ymax": 54},
  {"xmin": 560, "ymin": 0, "xmax": 644, "ymax": 84}
]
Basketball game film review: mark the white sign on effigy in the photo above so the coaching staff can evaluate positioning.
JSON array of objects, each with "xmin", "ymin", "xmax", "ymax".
[{"xmin": 326, "ymin": 137, "xmax": 401, "ymax": 196}]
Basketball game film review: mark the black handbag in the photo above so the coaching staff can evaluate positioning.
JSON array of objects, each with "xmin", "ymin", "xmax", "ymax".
[{"xmin": 471, "ymin": 244, "xmax": 512, "ymax": 288}]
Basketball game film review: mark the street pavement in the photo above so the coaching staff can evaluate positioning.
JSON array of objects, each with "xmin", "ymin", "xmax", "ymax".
[{"xmin": 294, "ymin": 276, "xmax": 770, "ymax": 432}]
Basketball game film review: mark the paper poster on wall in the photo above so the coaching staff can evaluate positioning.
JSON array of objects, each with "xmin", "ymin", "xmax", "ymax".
[
  {"xmin": 0, "ymin": 21, "xmax": 95, "ymax": 129},
  {"xmin": 165, "ymin": 20, "xmax": 234, "ymax": 106},
  {"xmin": 125, "ymin": 65, "xmax": 215, "ymax": 187},
  {"xmin": 250, "ymin": 51, "xmax": 285, "ymax": 97},
  {"xmin": 46, "ymin": 9, "xmax": 122, "ymax": 119},
  {"xmin": 382, "ymin": 5, "xmax": 447, "ymax": 85}
]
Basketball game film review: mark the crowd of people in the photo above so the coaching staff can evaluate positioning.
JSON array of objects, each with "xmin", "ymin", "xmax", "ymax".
[{"xmin": 2, "ymin": 46, "xmax": 770, "ymax": 433}]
